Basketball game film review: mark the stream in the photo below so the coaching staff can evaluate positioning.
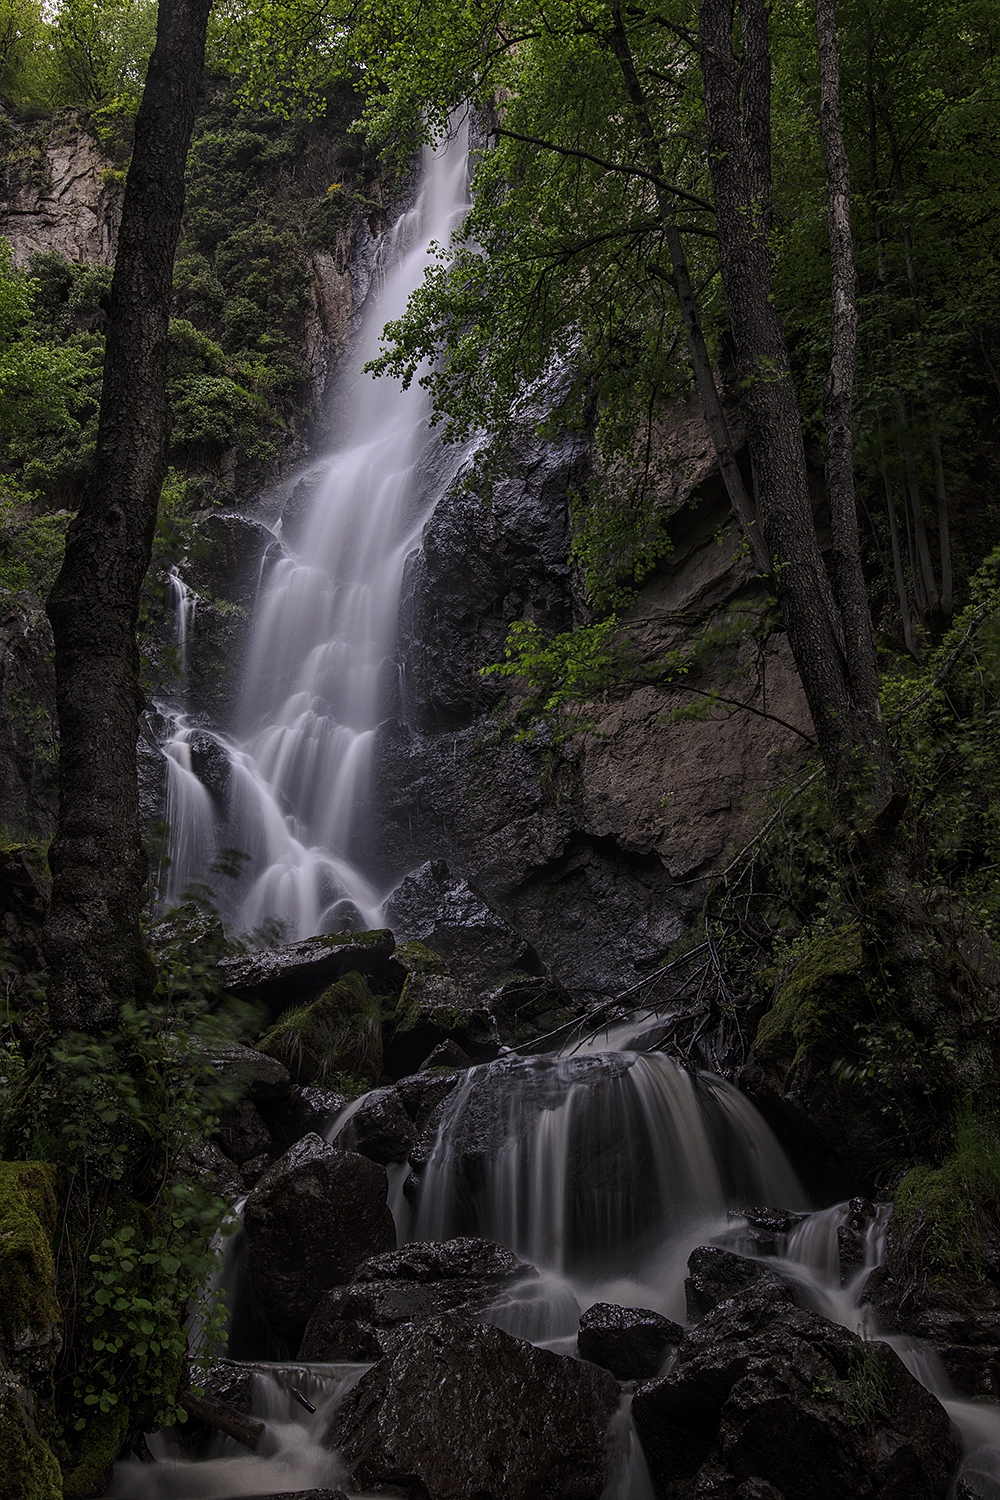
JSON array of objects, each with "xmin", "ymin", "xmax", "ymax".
[{"xmin": 131, "ymin": 120, "xmax": 1000, "ymax": 1500}]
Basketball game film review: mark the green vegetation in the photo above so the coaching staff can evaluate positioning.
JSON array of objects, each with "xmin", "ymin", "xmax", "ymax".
[
  {"xmin": 893, "ymin": 1099, "xmax": 1000, "ymax": 1284},
  {"xmin": 257, "ymin": 970, "xmax": 384, "ymax": 1085}
]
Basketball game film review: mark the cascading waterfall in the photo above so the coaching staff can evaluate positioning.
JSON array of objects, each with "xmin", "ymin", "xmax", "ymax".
[{"xmin": 159, "ymin": 121, "xmax": 473, "ymax": 935}]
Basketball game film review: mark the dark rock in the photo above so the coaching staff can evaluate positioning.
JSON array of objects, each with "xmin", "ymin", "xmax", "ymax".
[
  {"xmin": 483, "ymin": 973, "xmax": 581, "ymax": 1047},
  {"xmin": 420, "ymin": 1039, "xmax": 472, "ymax": 1071},
  {"xmin": 633, "ymin": 1281, "xmax": 959, "ymax": 1500},
  {"xmin": 387, "ymin": 968, "xmax": 495, "ymax": 1076},
  {"xmin": 577, "ymin": 1302, "xmax": 682, "ymax": 1380},
  {"xmin": 186, "ymin": 729, "xmax": 233, "ymax": 807},
  {"xmin": 395, "ymin": 1070, "xmax": 462, "ymax": 1128},
  {"xmin": 206, "ymin": 1041, "xmax": 292, "ymax": 1103},
  {"xmin": 837, "ymin": 1196, "xmax": 878, "ymax": 1281},
  {"xmin": 177, "ymin": 1358, "xmax": 255, "ymax": 1456},
  {"xmin": 685, "ymin": 1246, "xmax": 792, "ymax": 1324},
  {"xmin": 386, "ymin": 861, "xmax": 538, "ymax": 988},
  {"xmin": 220, "ymin": 929, "xmax": 396, "ymax": 1011},
  {"xmin": 339, "ymin": 1087, "xmax": 416, "ymax": 1165},
  {"xmin": 956, "ymin": 1472, "xmax": 1000, "ymax": 1500},
  {"xmin": 147, "ymin": 902, "xmax": 229, "ymax": 965},
  {"xmin": 242, "ymin": 1134, "xmax": 395, "ymax": 1343},
  {"xmin": 216, "ymin": 1493, "xmax": 348, "ymax": 1500},
  {"xmin": 331, "ymin": 1316, "xmax": 620, "ymax": 1499},
  {"xmin": 299, "ymin": 1236, "xmax": 533, "ymax": 1362},
  {"xmin": 240, "ymin": 1153, "xmax": 273, "ymax": 1191},
  {"xmin": 0, "ymin": 841, "xmax": 48, "ymax": 980},
  {"xmin": 216, "ymin": 1099, "xmax": 273, "ymax": 1166},
  {"xmin": 181, "ymin": 1138, "xmax": 244, "ymax": 1201},
  {"xmin": 264, "ymin": 1083, "xmax": 351, "ymax": 1153}
]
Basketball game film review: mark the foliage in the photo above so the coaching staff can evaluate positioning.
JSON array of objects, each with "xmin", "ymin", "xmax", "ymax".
[
  {"xmin": 257, "ymin": 970, "xmax": 384, "ymax": 1085},
  {"xmin": 893, "ymin": 1098, "xmax": 1000, "ymax": 1283},
  {"xmin": 0, "ymin": 506, "xmax": 70, "ymax": 593}
]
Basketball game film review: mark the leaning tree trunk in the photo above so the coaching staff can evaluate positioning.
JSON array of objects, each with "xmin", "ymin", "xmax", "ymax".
[
  {"xmin": 44, "ymin": 0, "xmax": 212, "ymax": 1033},
  {"xmin": 697, "ymin": 0, "xmax": 895, "ymax": 838}
]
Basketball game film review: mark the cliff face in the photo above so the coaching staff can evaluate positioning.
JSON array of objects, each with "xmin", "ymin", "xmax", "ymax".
[
  {"xmin": 374, "ymin": 405, "xmax": 811, "ymax": 1001},
  {"xmin": 0, "ymin": 113, "xmax": 123, "ymax": 268}
]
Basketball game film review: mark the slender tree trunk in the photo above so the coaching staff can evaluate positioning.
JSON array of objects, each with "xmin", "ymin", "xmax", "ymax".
[
  {"xmin": 815, "ymin": 0, "xmax": 881, "ymax": 720},
  {"xmin": 44, "ymin": 0, "xmax": 212, "ymax": 1032},
  {"xmin": 607, "ymin": 0, "xmax": 770, "ymax": 575},
  {"xmin": 880, "ymin": 448, "xmax": 918, "ymax": 659},
  {"xmin": 698, "ymin": 0, "xmax": 893, "ymax": 818}
]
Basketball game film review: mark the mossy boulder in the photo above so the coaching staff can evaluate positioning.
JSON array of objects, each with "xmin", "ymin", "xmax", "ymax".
[
  {"xmin": 0, "ymin": 1162, "xmax": 62, "ymax": 1500},
  {"xmin": 256, "ymin": 970, "xmax": 383, "ymax": 1086},
  {"xmin": 384, "ymin": 972, "xmax": 494, "ymax": 1077},
  {"xmin": 220, "ymin": 929, "xmax": 395, "ymax": 1014},
  {"xmin": 745, "ymin": 927, "xmax": 885, "ymax": 1181}
]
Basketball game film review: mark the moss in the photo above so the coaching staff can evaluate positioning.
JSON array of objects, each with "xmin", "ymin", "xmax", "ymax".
[
  {"xmin": 393, "ymin": 973, "xmax": 480, "ymax": 1036},
  {"xmin": 893, "ymin": 1102, "xmax": 1000, "ymax": 1285},
  {"xmin": 58, "ymin": 1407, "xmax": 125, "ymax": 1500},
  {"xmin": 752, "ymin": 925, "xmax": 866, "ymax": 1089},
  {"xmin": 0, "ymin": 1375, "xmax": 62, "ymax": 1500},
  {"xmin": 257, "ymin": 971, "xmax": 383, "ymax": 1084},
  {"xmin": 392, "ymin": 940, "xmax": 450, "ymax": 978},
  {"xmin": 0, "ymin": 1163, "xmax": 61, "ymax": 1499}
]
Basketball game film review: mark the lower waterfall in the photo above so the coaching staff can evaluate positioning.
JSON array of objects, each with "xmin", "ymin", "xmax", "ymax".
[{"xmin": 108, "ymin": 1027, "xmax": 1000, "ymax": 1498}]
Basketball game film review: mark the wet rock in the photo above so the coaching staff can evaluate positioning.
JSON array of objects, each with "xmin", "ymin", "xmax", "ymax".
[
  {"xmin": 181, "ymin": 1139, "xmax": 244, "ymax": 1201},
  {"xmin": 395, "ymin": 1070, "xmax": 463, "ymax": 1129},
  {"xmin": 331, "ymin": 1315, "xmax": 619, "ymax": 1499},
  {"xmin": 148, "ymin": 902, "xmax": 229, "ymax": 965},
  {"xmin": 240, "ymin": 1154, "xmax": 273, "ymax": 1191},
  {"xmin": 340, "ymin": 1087, "xmax": 416, "ymax": 1165},
  {"xmin": 386, "ymin": 861, "xmax": 539, "ymax": 988},
  {"xmin": 207, "ymin": 1041, "xmax": 292, "ymax": 1103},
  {"xmin": 219, "ymin": 1493, "xmax": 348, "ymax": 1500},
  {"xmin": 420, "ymin": 1039, "xmax": 472, "ymax": 1071},
  {"xmin": 243, "ymin": 1134, "xmax": 395, "ymax": 1343},
  {"xmin": 483, "ymin": 973, "xmax": 581, "ymax": 1047},
  {"xmin": 725, "ymin": 1206, "xmax": 810, "ymax": 1258},
  {"xmin": 265, "ymin": 1083, "xmax": 351, "ymax": 1153},
  {"xmin": 685, "ymin": 1246, "xmax": 793, "ymax": 1324},
  {"xmin": 220, "ymin": 929, "xmax": 396, "ymax": 1012},
  {"xmin": 216, "ymin": 1099, "xmax": 273, "ymax": 1166},
  {"xmin": 177, "ymin": 1358, "xmax": 256, "ymax": 1456},
  {"xmin": 837, "ymin": 1197, "xmax": 878, "ymax": 1281},
  {"xmin": 387, "ymin": 969, "xmax": 495, "ymax": 1075},
  {"xmin": 577, "ymin": 1303, "xmax": 682, "ymax": 1380},
  {"xmin": 299, "ymin": 1237, "xmax": 534, "ymax": 1361},
  {"xmin": 632, "ymin": 1281, "xmax": 959, "ymax": 1500}
]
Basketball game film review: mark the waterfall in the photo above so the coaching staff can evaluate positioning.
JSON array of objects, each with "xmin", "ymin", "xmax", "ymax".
[{"xmin": 160, "ymin": 122, "xmax": 472, "ymax": 934}]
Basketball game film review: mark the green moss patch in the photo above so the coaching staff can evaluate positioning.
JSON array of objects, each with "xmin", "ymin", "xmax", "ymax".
[
  {"xmin": 893, "ymin": 1103, "xmax": 1000, "ymax": 1285},
  {"xmin": 0, "ymin": 1162, "xmax": 61, "ymax": 1500},
  {"xmin": 752, "ymin": 926, "xmax": 867, "ymax": 1091},
  {"xmin": 257, "ymin": 971, "xmax": 383, "ymax": 1084}
]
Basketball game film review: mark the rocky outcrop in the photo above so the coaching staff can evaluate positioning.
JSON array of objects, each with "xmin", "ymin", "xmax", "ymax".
[
  {"xmin": 299, "ymin": 1236, "xmax": 535, "ymax": 1361},
  {"xmin": 632, "ymin": 1277, "xmax": 958, "ymax": 1500},
  {"xmin": 242, "ymin": 1134, "xmax": 396, "ymax": 1344},
  {"xmin": 221, "ymin": 929, "xmax": 396, "ymax": 1012},
  {"xmin": 0, "ymin": 115, "xmax": 122, "ymax": 267},
  {"xmin": 330, "ymin": 1315, "xmax": 620, "ymax": 1500}
]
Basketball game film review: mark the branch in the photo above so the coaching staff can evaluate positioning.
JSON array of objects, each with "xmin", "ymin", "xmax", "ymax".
[
  {"xmin": 715, "ymin": 769, "xmax": 824, "ymax": 884},
  {"xmin": 669, "ymin": 683, "xmax": 817, "ymax": 745},
  {"xmin": 887, "ymin": 605, "xmax": 993, "ymax": 724},
  {"xmin": 492, "ymin": 127, "xmax": 716, "ymax": 212}
]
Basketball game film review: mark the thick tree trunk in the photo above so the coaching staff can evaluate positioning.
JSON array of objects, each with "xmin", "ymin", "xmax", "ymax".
[{"xmin": 44, "ymin": 0, "xmax": 211, "ymax": 1032}]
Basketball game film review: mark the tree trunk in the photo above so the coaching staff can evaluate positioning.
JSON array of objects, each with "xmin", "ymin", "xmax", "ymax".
[{"xmin": 44, "ymin": 0, "xmax": 212, "ymax": 1032}]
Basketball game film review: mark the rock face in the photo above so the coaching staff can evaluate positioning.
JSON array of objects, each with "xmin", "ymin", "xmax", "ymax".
[
  {"xmin": 299, "ymin": 1236, "xmax": 534, "ymax": 1360},
  {"xmin": 331, "ymin": 1315, "xmax": 620, "ymax": 1500},
  {"xmin": 577, "ymin": 1302, "xmax": 683, "ymax": 1381},
  {"xmin": 632, "ymin": 1279, "xmax": 959, "ymax": 1500},
  {"xmin": 386, "ymin": 861, "xmax": 540, "ymax": 987},
  {"xmin": 0, "ymin": 117, "xmax": 122, "ymax": 267},
  {"xmin": 242, "ymin": 1135, "xmax": 396, "ymax": 1344}
]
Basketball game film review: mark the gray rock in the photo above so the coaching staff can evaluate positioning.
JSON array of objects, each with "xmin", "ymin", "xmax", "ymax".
[
  {"xmin": 265, "ymin": 1083, "xmax": 351, "ymax": 1153},
  {"xmin": 207, "ymin": 1041, "xmax": 292, "ymax": 1103},
  {"xmin": 243, "ymin": 1134, "xmax": 395, "ymax": 1343},
  {"xmin": 577, "ymin": 1302, "xmax": 683, "ymax": 1380},
  {"xmin": 216, "ymin": 1099, "xmax": 273, "ymax": 1166},
  {"xmin": 299, "ymin": 1236, "xmax": 534, "ymax": 1362},
  {"xmin": 394, "ymin": 1071, "xmax": 463, "ymax": 1128},
  {"xmin": 181, "ymin": 1139, "xmax": 244, "ymax": 1201},
  {"xmin": 386, "ymin": 861, "xmax": 538, "ymax": 988},
  {"xmin": 632, "ymin": 1282, "xmax": 959, "ymax": 1500},
  {"xmin": 340, "ymin": 1087, "xmax": 416, "ymax": 1165},
  {"xmin": 220, "ymin": 930, "xmax": 395, "ymax": 1011},
  {"xmin": 685, "ymin": 1246, "xmax": 793, "ymax": 1324},
  {"xmin": 420, "ymin": 1039, "xmax": 472, "ymax": 1071},
  {"xmin": 331, "ymin": 1316, "xmax": 620, "ymax": 1499}
]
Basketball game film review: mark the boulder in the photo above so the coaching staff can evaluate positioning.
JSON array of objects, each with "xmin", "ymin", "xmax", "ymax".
[
  {"xmin": 242, "ymin": 1135, "xmax": 395, "ymax": 1343},
  {"xmin": 685, "ymin": 1246, "xmax": 791, "ymax": 1323},
  {"xmin": 299, "ymin": 1237, "xmax": 533, "ymax": 1361},
  {"xmin": 386, "ymin": 861, "xmax": 539, "ymax": 988},
  {"xmin": 632, "ymin": 1281, "xmax": 959, "ymax": 1500},
  {"xmin": 420, "ymin": 1039, "xmax": 472, "ymax": 1071},
  {"xmin": 216, "ymin": 1099, "xmax": 273, "ymax": 1166},
  {"xmin": 388, "ymin": 970, "xmax": 495, "ymax": 1075},
  {"xmin": 395, "ymin": 1070, "xmax": 463, "ymax": 1129},
  {"xmin": 264, "ymin": 1083, "xmax": 351, "ymax": 1153},
  {"xmin": 331, "ymin": 1316, "xmax": 619, "ymax": 1499},
  {"xmin": 206, "ymin": 1041, "xmax": 291, "ymax": 1103},
  {"xmin": 181, "ymin": 1138, "xmax": 244, "ymax": 1201},
  {"xmin": 220, "ymin": 929, "xmax": 396, "ymax": 1011},
  {"xmin": 338, "ymin": 1087, "xmax": 416, "ymax": 1165},
  {"xmin": 577, "ymin": 1302, "xmax": 683, "ymax": 1380},
  {"xmin": 256, "ymin": 971, "xmax": 384, "ymax": 1086}
]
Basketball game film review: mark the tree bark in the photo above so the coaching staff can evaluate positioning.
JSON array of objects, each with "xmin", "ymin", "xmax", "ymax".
[
  {"xmin": 44, "ymin": 0, "xmax": 212, "ymax": 1032},
  {"xmin": 697, "ymin": 0, "xmax": 897, "ymax": 843}
]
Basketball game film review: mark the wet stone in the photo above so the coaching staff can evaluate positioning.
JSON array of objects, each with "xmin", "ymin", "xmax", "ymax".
[
  {"xmin": 331, "ymin": 1315, "xmax": 619, "ymax": 1500},
  {"xmin": 206, "ymin": 1041, "xmax": 292, "ymax": 1103},
  {"xmin": 299, "ymin": 1236, "xmax": 534, "ymax": 1362},
  {"xmin": 216, "ymin": 1098, "xmax": 273, "ymax": 1166},
  {"xmin": 419, "ymin": 1039, "xmax": 472, "ymax": 1071},
  {"xmin": 685, "ymin": 1246, "xmax": 792, "ymax": 1324},
  {"xmin": 265, "ymin": 1083, "xmax": 350, "ymax": 1153},
  {"xmin": 220, "ymin": 930, "xmax": 396, "ymax": 1011},
  {"xmin": 577, "ymin": 1302, "xmax": 683, "ymax": 1380},
  {"xmin": 342, "ymin": 1087, "xmax": 416, "ymax": 1165}
]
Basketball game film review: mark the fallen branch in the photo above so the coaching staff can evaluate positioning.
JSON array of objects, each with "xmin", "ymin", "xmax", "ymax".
[{"xmin": 179, "ymin": 1392, "xmax": 264, "ymax": 1450}]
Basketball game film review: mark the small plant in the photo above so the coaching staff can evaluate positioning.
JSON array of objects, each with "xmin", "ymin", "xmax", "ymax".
[{"xmin": 842, "ymin": 1345, "xmax": 889, "ymax": 1430}]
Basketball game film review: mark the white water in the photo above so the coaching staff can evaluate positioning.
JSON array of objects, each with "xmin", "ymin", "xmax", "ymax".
[{"xmin": 159, "ymin": 123, "xmax": 473, "ymax": 936}]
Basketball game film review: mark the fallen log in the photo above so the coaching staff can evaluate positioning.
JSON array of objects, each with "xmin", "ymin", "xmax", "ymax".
[{"xmin": 179, "ymin": 1391, "xmax": 264, "ymax": 1450}]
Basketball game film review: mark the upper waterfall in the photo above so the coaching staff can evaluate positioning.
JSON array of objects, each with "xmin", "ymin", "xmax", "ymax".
[{"xmin": 163, "ymin": 123, "xmax": 472, "ymax": 937}]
